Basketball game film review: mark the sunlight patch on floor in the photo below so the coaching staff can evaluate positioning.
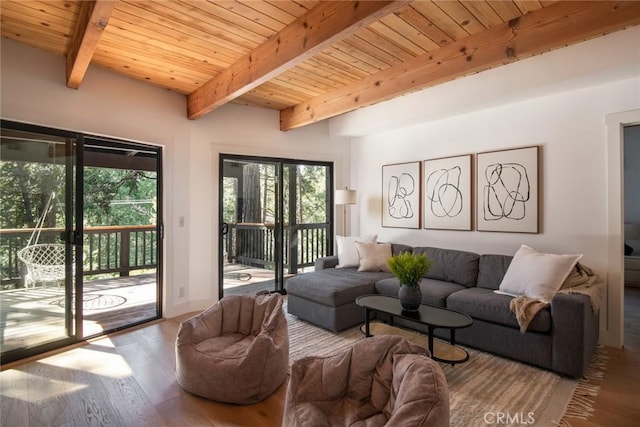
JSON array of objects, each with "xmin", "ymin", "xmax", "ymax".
[
  {"xmin": 0, "ymin": 369, "xmax": 87, "ymax": 400},
  {"xmin": 41, "ymin": 346, "xmax": 133, "ymax": 379}
]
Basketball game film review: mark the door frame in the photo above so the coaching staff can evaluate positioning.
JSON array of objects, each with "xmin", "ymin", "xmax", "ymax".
[
  {"xmin": 218, "ymin": 154, "xmax": 334, "ymax": 299},
  {"xmin": 605, "ymin": 109, "xmax": 640, "ymax": 348},
  {"xmin": 0, "ymin": 119, "xmax": 164, "ymax": 364}
]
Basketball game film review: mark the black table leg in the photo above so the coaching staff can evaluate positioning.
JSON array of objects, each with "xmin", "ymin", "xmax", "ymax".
[
  {"xmin": 451, "ymin": 329, "xmax": 456, "ymax": 346},
  {"xmin": 364, "ymin": 307, "xmax": 371, "ymax": 337},
  {"xmin": 428, "ymin": 325, "xmax": 435, "ymax": 357}
]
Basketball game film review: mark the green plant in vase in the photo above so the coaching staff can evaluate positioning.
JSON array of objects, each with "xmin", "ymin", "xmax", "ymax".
[{"xmin": 387, "ymin": 252, "xmax": 433, "ymax": 311}]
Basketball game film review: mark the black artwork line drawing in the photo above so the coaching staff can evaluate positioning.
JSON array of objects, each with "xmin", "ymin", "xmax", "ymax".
[
  {"xmin": 483, "ymin": 162, "xmax": 530, "ymax": 221},
  {"xmin": 426, "ymin": 166, "xmax": 463, "ymax": 218},
  {"xmin": 387, "ymin": 172, "xmax": 415, "ymax": 219}
]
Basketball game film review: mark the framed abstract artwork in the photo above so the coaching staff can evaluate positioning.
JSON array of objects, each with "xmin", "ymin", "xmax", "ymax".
[
  {"xmin": 382, "ymin": 161, "xmax": 421, "ymax": 229},
  {"xmin": 476, "ymin": 146, "xmax": 539, "ymax": 233},
  {"xmin": 423, "ymin": 154, "xmax": 473, "ymax": 230}
]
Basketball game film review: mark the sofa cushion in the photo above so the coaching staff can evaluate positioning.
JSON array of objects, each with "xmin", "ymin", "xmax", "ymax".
[
  {"xmin": 477, "ymin": 254, "xmax": 512, "ymax": 290},
  {"xmin": 390, "ymin": 243, "xmax": 413, "ymax": 255},
  {"xmin": 315, "ymin": 255, "xmax": 339, "ymax": 270},
  {"xmin": 375, "ymin": 277, "xmax": 466, "ymax": 307},
  {"xmin": 413, "ymin": 247, "xmax": 479, "ymax": 287},
  {"xmin": 446, "ymin": 288, "xmax": 551, "ymax": 333},
  {"xmin": 286, "ymin": 268, "xmax": 392, "ymax": 306}
]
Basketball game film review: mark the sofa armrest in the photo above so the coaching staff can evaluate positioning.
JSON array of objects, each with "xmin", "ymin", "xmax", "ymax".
[
  {"xmin": 315, "ymin": 256, "xmax": 339, "ymax": 270},
  {"xmin": 551, "ymin": 293, "xmax": 599, "ymax": 378}
]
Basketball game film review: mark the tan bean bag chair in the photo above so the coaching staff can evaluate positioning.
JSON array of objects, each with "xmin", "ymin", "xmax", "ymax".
[
  {"xmin": 175, "ymin": 293, "xmax": 288, "ymax": 404},
  {"xmin": 284, "ymin": 335, "xmax": 449, "ymax": 427}
]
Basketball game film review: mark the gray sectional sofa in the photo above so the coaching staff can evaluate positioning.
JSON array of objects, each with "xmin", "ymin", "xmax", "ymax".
[{"xmin": 285, "ymin": 244, "xmax": 599, "ymax": 378}]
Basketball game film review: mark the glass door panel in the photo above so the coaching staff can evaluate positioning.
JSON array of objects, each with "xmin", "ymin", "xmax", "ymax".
[
  {"xmin": 221, "ymin": 158, "xmax": 279, "ymax": 295},
  {"xmin": 0, "ymin": 126, "xmax": 76, "ymax": 360},
  {"xmin": 220, "ymin": 156, "xmax": 332, "ymax": 297},
  {"xmin": 283, "ymin": 163, "xmax": 331, "ymax": 276},
  {"xmin": 81, "ymin": 138, "xmax": 162, "ymax": 338}
]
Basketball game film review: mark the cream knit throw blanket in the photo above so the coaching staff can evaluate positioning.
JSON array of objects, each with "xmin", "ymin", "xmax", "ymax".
[{"xmin": 509, "ymin": 263, "xmax": 601, "ymax": 333}]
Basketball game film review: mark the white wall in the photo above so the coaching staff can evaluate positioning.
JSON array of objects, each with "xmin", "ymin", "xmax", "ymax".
[
  {"xmin": 0, "ymin": 38, "xmax": 348, "ymax": 318},
  {"xmin": 332, "ymin": 28, "xmax": 640, "ymax": 346},
  {"xmin": 350, "ymin": 78, "xmax": 637, "ymax": 261}
]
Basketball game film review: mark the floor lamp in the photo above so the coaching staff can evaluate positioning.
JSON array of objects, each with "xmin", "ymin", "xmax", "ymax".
[{"xmin": 335, "ymin": 187, "xmax": 357, "ymax": 236}]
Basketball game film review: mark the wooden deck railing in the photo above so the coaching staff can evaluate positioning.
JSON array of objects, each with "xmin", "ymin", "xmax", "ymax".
[
  {"xmin": 0, "ymin": 225, "xmax": 157, "ymax": 288},
  {"xmin": 84, "ymin": 225, "xmax": 157, "ymax": 276},
  {"xmin": 2, "ymin": 222, "xmax": 331, "ymax": 288},
  {"xmin": 224, "ymin": 222, "xmax": 330, "ymax": 274}
]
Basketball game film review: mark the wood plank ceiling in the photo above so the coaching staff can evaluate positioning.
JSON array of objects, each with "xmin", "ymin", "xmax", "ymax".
[{"xmin": 2, "ymin": 1, "xmax": 640, "ymax": 131}]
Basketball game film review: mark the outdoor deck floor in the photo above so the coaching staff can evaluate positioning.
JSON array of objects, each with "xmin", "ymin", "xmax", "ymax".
[
  {"xmin": 0, "ymin": 274, "xmax": 157, "ymax": 354},
  {"xmin": 1, "ymin": 265, "xmax": 299, "ymax": 357}
]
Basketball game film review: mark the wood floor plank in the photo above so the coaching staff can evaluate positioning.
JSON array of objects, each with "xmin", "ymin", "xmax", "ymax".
[
  {"xmin": 189, "ymin": 381, "xmax": 287, "ymax": 427},
  {"xmin": 116, "ymin": 341, "xmax": 182, "ymax": 406},
  {"xmin": 0, "ymin": 368, "xmax": 29, "ymax": 427},
  {"xmin": 566, "ymin": 286, "xmax": 640, "ymax": 426},
  {"xmin": 126, "ymin": 323, "xmax": 178, "ymax": 379},
  {"xmin": 154, "ymin": 393, "xmax": 216, "ymax": 427},
  {"xmin": 104, "ymin": 376, "xmax": 168, "ymax": 426},
  {"xmin": 25, "ymin": 352, "xmax": 115, "ymax": 426},
  {"xmin": 92, "ymin": 346, "xmax": 169, "ymax": 427}
]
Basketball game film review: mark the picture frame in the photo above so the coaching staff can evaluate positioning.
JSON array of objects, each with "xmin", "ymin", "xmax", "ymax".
[
  {"xmin": 476, "ymin": 146, "xmax": 539, "ymax": 233},
  {"xmin": 382, "ymin": 161, "xmax": 421, "ymax": 229},
  {"xmin": 423, "ymin": 154, "xmax": 473, "ymax": 231}
]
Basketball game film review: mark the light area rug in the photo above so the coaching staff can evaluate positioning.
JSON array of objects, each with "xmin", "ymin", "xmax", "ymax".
[{"xmin": 287, "ymin": 312, "xmax": 605, "ymax": 427}]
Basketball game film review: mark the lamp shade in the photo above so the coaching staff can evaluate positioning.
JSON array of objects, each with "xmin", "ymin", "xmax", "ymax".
[{"xmin": 335, "ymin": 188, "xmax": 357, "ymax": 205}]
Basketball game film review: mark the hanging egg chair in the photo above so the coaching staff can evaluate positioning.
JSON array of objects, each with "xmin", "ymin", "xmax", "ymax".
[{"xmin": 17, "ymin": 192, "xmax": 68, "ymax": 288}]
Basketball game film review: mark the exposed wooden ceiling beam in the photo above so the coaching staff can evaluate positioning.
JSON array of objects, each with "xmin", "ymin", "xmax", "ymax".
[
  {"xmin": 280, "ymin": 1, "xmax": 640, "ymax": 131},
  {"xmin": 66, "ymin": 0, "xmax": 117, "ymax": 89},
  {"xmin": 187, "ymin": 1, "xmax": 410, "ymax": 120}
]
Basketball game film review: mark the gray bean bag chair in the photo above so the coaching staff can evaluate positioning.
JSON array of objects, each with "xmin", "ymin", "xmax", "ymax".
[
  {"xmin": 284, "ymin": 335, "xmax": 449, "ymax": 426},
  {"xmin": 175, "ymin": 293, "xmax": 288, "ymax": 404}
]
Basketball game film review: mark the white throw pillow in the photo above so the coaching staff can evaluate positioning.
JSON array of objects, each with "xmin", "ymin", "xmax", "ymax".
[
  {"xmin": 355, "ymin": 242, "xmax": 392, "ymax": 272},
  {"xmin": 336, "ymin": 235, "xmax": 377, "ymax": 268},
  {"xmin": 497, "ymin": 245, "xmax": 582, "ymax": 302}
]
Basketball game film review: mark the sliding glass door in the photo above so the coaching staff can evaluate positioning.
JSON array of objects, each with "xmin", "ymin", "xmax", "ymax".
[
  {"xmin": 219, "ymin": 155, "xmax": 332, "ymax": 297},
  {"xmin": 0, "ymin": 121, "xmax": 163, "ymax": 364},
  {"xmin": 81, "ymin": 138, "xmax": 162, "ymax": 338},
  {"xmin": 0, "ymin": 124, "xmax": 78, "ymax": 360}
]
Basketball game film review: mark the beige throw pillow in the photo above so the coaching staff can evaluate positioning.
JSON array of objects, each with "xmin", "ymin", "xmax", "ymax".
[
  {"xmin": 355, "ymin": 242, "xmax": 392, "ymax": 272},
  {"xmin": 497, "ymin": 244, "xmax": 582, "ymax": 303},
  {"xmin": 336, "ymin": 235, "xmax": 377, "ymax": 268}
]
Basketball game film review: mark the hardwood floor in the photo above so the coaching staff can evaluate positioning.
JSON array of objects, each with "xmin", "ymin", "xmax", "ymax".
[
  {"xmin": 0, "ymin": 312, "xmax": 286, "ymax": 427},
  {"xmin": 1, "ymin": 288, "xmax": 639, "ymax": 426},
  {"xmin": 566, "ymin": 286, "xmax": 640, "ymax": 426}
]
